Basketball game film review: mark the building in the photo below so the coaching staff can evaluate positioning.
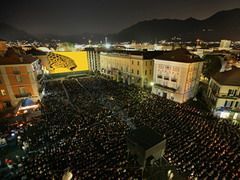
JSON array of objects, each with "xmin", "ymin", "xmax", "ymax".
[
  {"xmin": 0, "ymin": 48, "xmax": 41, "ymax": 111},
  {"xmin": 207, "ymin": 67, "xmax": 240, "ymax": 120},
  {"xmin": 85, "ymin": 47, "xmax": 100, "ymax": 72},
  {"xmin": 0, "ymin": 39, "xmax": 7, "ymax": 56},
  {"xmin": 127, "ymin": 127, "xmax": 166, "ymax": 167},
  {"xmin": 219, "ymin": 40, "xmax": 231, "ymax": 50},
  {"xmin": 100, "ymin": 51, "xmax": 162, "ymax": 88},
  {"xmin": 152, "ymin": 49, "xmax": 203, "ymax": 103}
]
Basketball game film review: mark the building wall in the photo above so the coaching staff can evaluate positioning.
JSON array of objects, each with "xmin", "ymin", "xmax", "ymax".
[
  {"xmin": 207, "ymin": 78, "xmax": 240, "ymax": 120},
  {"xmin": 100, "ymin": 53, "xmax": 153, "ymax": 87},
  {"xmin": 0, "ymin": 41, "xmax": 7, "ymax": 56},
  {"xmin": 0, "ymin": 64, "xmax": 40, "ymax": 110},
  {"xmin": 152, "ymin": 59, "xmax": 203, "ymax": 103},
  {"xmin": 0, "ymin": 70, "xmax": 11, "ymax": 110},
  {"xmin": 86, "ymin": 49, "xmax": 100, "ymax": 72}
]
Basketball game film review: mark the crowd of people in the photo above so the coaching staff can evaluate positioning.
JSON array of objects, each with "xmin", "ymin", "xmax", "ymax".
[
  {"xmin": 131, "ymin": 94, "xmax": 240, "ymax": 179},
  {"xmin": 2, "ymin": 77, "xmax": 240, "ymax": 179}
]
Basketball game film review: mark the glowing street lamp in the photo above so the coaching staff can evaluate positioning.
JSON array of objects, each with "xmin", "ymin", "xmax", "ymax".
[{"xmin": 105, "ymin": 43, "xmax": 111, "ymax": 49}]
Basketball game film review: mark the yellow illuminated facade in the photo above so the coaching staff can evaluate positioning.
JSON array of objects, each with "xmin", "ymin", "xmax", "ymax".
[
  {"xmin": 44, "ymin": 51, "xmax": 89, "ymax": 74},
  {"xmin": 100, "ymin": 52, "xmax": 153, "ymax": 88}
]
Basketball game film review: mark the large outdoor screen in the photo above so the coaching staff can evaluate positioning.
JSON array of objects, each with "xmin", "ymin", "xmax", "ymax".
[{"xmin": 45, "ymin": 51, "xmax": 89, "ymax": 74}]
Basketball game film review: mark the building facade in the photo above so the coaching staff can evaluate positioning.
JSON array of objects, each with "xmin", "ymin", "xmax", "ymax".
[
  {"xmin": 100, "ymin": 51, "xmax": 155, "ymax": 88},
  {"xmin": 85, "ymin": 48, "xmax": 101, "ymax": 72},
  {"xmin": 152, "ymin": 49, "xmax": 203, "ymax": 103},
  {"xmin": 0, "ymin": 53, "xmax": 40, "ymax": 111},
  {"xmin": 207, "ymin": 67, "xmax": 240, "ymax": 120},
  {"xmin": 0, "ymin": 39, "xmax": 7, "ymax": 56}
]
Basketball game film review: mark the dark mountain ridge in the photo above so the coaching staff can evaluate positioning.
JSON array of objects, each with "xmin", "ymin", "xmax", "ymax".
[
  {"xmin": 116, "ymin": 8, "xmax": 240, "ymax": 42},
  {"xmin": 1, "ymin": 8, "xmax": 240, "ymax": 42}
]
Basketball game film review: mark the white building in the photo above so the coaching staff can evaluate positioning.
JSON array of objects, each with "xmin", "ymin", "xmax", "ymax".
[
  {"xmin": 207, "ymin": 67, "xmax": 240, "ymax": 120},
  {"xmin": 152, "ymin": 49, "xmax": 203, "ymax": 103},
  {"xmin": 219, "ymin": 40, "xmax": 231, "ymax": 50}
]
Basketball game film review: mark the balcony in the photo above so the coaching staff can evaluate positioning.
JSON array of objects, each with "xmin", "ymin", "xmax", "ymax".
[
  {"xmin": 215, "ymin": 93, "xmax": 240, "ymax": 100},
  {"xmin": 216, "ymin": 106, "xmax": 240, "ymax": 113},
  {"xmin": 154, "ymin": 83, "xmax": 177, "ymax": 92},
  {"xmin": 15, "ymin": 93, "xmax": 32, "ymax": 99}
]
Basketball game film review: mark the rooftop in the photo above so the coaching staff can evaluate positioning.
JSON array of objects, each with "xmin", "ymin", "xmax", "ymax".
[
  {"xmin": 213, "ymin": 66, "xmax": 240, "ymax": 86},
  {"xmin": 155, "ymin": 49, "xmax": 203, "ymax": 63},
  {"xmin": 127, "ymin": 127, "xmax": 165, "ymax": 150},
  {"xmin": 101, "ymin": 50, "xmax": 164, "ymax": 60},
  {"xmin": 0, "ymin": 48, "xmax": 37, "ymax": 65},
  {"xmin": 26, "ymin": 48, "xmax": 47, "ymax": 56}
]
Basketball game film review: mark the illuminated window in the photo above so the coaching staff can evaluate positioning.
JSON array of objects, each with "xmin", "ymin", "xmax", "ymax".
[
  {"xmin": 233, "ymin": 113, "xmax": 239, "ymax": 120},
  {"xmin": 220, "ymin": 112, "xmax": 230, "ymax": 119}
]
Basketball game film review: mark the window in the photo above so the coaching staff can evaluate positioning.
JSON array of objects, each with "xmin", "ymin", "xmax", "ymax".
[
  {"xmin": 235, "ymin": 102, "xmax": 240, "ymax": 108},
  {"xmin": 150, "ymin": 70, "xmax": 152, "ymax": 75},
  {"xmin": 171, "ymin": 78, "xmax": 177, "ymax": 82},
  {"xmin": 137, "ymin": 70, "xmax": 139, "ymax": 75},
  {"xmin": 233, "ymin": 90, "xmax": 238, "ymax": 96},
  {"xmin": 227, "ymin": 89, "xmax": 235, "ymax": 96},
  {"xmin": 224, "ymin": 100, "xmax": 228, "ymax": 107},
  {"xmin": 0, "ymin": 89, "xmax": 6, "ymax": 96},
  {"xmin": 157, "ymin": 75, "xmax": 163, "ymax": 79},
  {"xmin": 224, "ymin": 100, "xmax": 233, "ymax": 107},
  {"xmin": 171, "ymin": 75, "xmax": 177, "ymax": 82},
  {"xmin": 132, "ymin": 61, "xmax": 134, "ymax": 65},
  {"xmin": 16, "ymin": 75, "xmax": 22, "ymax": 82},
  {"xmin": 137, "ymin": 61, "xmax": 140, "ymax": 66},
  {"xmin": 145, "ymin": 70, "xmax": 147, "ymax": 75},
  {"xmin": 164, "ymin": 76, "xmax": 169, "ymax": 80},
  {"xmin": 19, "ymin": 87, "xmax": 26, "ymax": 95},
  {"xmin": 132, "ymin": 69, "xmax": 134, "ymax": 74},
  {"xmin": 13, "ymin": 67, "xmax": 20, "ymax": 74},
  {"xmin": 145, "ymin": 62, "xmax": 147, "ymax": 66}
]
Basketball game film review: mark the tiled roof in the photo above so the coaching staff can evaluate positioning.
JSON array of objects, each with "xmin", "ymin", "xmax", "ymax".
[
  {"xmin": 0, "ymin": 48, "xmax": 37, "ymax": 65},
  {"xmin": 155, "ymin": 49, "xmax": 203, "ymax": 63},
  {"xmin": 213, "ymin": 67, "xmax": 240, "ymax": 86},
  {"xmin": 127, "ymin": 127, "xmax": 165, "ymax": 150}
]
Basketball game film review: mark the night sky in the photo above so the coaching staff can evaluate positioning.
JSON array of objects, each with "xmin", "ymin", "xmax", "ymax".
[{"xmin": 0, "ymin": 0, "xmax": 240, "ymax": 35}]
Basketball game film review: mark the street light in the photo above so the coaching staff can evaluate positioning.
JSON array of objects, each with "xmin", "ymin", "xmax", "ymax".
[{"xmin": 150, "ymin": 82, "xmax": 154, "ymax": 86}]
